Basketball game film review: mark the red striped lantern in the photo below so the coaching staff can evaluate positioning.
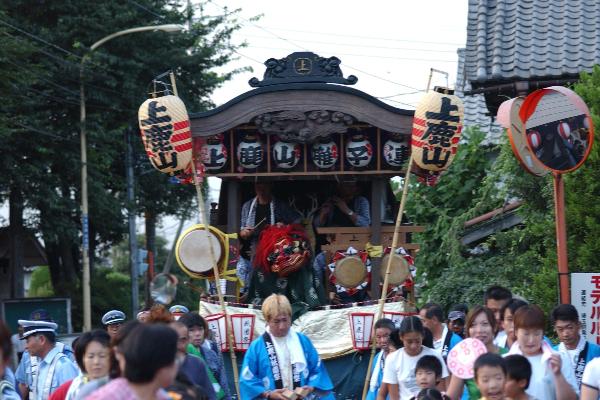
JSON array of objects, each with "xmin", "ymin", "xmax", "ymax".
[
  {"xmin": 230, "ymin": 314, "xmax": 255, "ymax": 351},
  {"xmin": 138, "ymin": 95, "xmax": 192, "ymax": 175},
  {"xmin": 527, "ymin": 130, "xmax": 542, "ymax": 149},
  {"xmin": 411, "ymin": 87, "xmax": 464, "ymax": 172},
  {"xmin": 557, "ymin": 122, "xmax": 571, "ymax": 139}
]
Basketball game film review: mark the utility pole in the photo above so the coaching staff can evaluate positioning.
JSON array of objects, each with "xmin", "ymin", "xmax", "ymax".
[{"xmin": 126, "ymin": 127, "xmax": 139, "ymax": 314}]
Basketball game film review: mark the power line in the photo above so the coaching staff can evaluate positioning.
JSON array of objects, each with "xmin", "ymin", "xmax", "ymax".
[
  {"xmin": 0, "ymin": 18, "xmax": 83, "ymax": 61},
  {"xmin": 245, "ymin": 45, "xmax": 456, "ymax": 63},
  {"xmin": 243, "ymin": 34, "xmax": 459, "ymax": 53},
  {"xmin": 205, "ymin": 0, "xmax": 432, "ymax": 92},
  {"xmin": 247, "ymin": 25, "xmax": 465, "ymax": 46}
]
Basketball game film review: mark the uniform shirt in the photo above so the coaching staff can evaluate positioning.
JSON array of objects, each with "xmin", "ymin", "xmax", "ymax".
[
  {"xmin": 34, "ymin": 345, "xmax": 78, "ymax": 400},
  {"xmin": 16, "ymin": 343, "xmax": 76, "ymax": 387},
  {"xmin": 382, "ymin": 346, "xmax": 448, "ymax": 399}
]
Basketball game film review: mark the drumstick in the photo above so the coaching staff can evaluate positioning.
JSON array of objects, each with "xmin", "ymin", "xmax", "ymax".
[{"xmin": 252, "ymin": 217, "xmax": 266, "ymax": 229}]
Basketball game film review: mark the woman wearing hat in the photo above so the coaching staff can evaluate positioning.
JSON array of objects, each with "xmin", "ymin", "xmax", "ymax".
[{"xmin": 240, "ymin": 294, "xmax": 333, "ymax": 399}]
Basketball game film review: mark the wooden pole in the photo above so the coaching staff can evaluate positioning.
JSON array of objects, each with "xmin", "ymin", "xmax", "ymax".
[
  {"xmin": 553, "ymin": 172, "xmax": 570, "ymax": 304},
  {"xmin": 170, "ymin": 72, "xmax": 241, "ymax": 398},
  {"xmin": 361, "ymin": 154, "xmax": 415, "ymax": 400}
]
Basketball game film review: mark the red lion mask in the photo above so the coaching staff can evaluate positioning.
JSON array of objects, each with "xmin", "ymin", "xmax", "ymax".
[{"xmin": 254, "ymin": 224, "xmax": 311, "ymax": 277}]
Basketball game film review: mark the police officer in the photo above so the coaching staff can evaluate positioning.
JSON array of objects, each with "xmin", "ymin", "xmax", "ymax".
[
  {"xmin": 169, "ymin": 305, "xmax": 189, "ymax": 321},
  {"xmin": 17, "ymin": 319, "xmax": 78, "ymax": 400},
  {"xmin": 101, "ymin": 310, "xmax": 126, "ymax": 339},
  {"xmin": 15, "ymin": 310, "xmax": 75, "ymax": 400}
]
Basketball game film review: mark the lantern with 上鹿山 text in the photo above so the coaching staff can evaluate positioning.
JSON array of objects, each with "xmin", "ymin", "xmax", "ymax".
[
  {"xmin": 411, "ymin": 87, "xmax": 464, "ymax": 172},
  {"xmin": 206, "ymin": 313, "xmax": 228, "ymax": 352},
  {"xmin": 230, "ymin": 313, "xmax": 256, "ymax": 351},
  {"xmin": 138, "ymin": 95, "xmax": 193, "ymax": 175},
  {"xmin": 349, "ymin": 312, "xmax": 374, "ymax": 350}
]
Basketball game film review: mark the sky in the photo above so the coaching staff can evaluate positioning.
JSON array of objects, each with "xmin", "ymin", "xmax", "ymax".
[{"xmin": 157, "ymin": 0, "xmax": 470, "ymax": 244}]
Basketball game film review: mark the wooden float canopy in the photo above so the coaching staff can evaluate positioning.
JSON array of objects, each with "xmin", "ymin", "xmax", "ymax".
[{"xmin": 189, "ymin": 51, "xmax": 415, "ymax": 179}]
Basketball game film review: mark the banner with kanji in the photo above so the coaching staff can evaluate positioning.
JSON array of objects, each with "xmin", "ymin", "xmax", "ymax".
[{"xmin": 571, "ymin": 273, "xmax": 600, "ymax": 343}]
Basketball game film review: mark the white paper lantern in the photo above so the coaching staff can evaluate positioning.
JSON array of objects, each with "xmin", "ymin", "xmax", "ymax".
[
  {"xmin": 349, "ymin": 312, "xmax": 374, "ymax": 350},
  {"xmin": 528, "ymin": 130, "xmax": 542, "ymax": 149},
  {"xmin": 312, "ymin": 140, "xmax": 338, "ymax": 169},
  {"xmin": 230, "ymin": 313, "xmax": 255, "ymax": 351},
  {"xmin": 206, "ymin": 313, "xmax": 228, "ymax": 352},
  {"xmin": 383, "ymin": 311, "xmax": 412, "ymax": 328},
  {"xmin": 138, "ymin": 95, "xmax": 192, "ymax": 175},
  {"xmin": 237, "ymin": 135, "xmax": 263, "ymax": 169},
  {"xmin": 345, "ymin": 135, "xmax": 373, "ymax": 167},
  {"xmin": 411, "ymin": 88, "xmax": 464, "ymax": 172},
  {"xmin": 273, "ymin": 141, "xmax": 301, "ymax": 169},
  {"xmin": 383, "ymin": 137, "xmax": 409, "ymax": 167},
  {"xmin": 558, "ymin": 122, "xmax": 571, "ymax": 139},
  {"xmin": 200, "ymin": 139, "xmax": 228, "ymax": 171}
]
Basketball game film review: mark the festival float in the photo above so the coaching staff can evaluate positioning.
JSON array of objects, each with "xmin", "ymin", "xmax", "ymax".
[{"xmin": 138, "ymin": 52, "xmax": 465, "ymax": 399}]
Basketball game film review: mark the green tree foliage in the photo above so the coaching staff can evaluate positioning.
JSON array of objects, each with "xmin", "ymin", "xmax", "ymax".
[
  {"xmin": 28, "ymin": 266, "xmax": 55, "ymax": 297},
  {"xmin": 0, "ymin": 1, "xmax": 246, "ymax": 321},
  {"xmin": 408, "ymin": 71, "xmax": 600, "ymax": 316}
]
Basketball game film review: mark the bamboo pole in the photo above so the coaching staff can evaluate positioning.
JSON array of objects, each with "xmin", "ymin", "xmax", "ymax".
[
  {"xmin": 170, "ymin": 72, "xmax": 241, "ymax": 398},
  {"xmin": 361, "ymin": 73, "xmax": 435, "ymax": 399},
  {"xmin": 360, "ymin": 155, "xmax": 414, "ymax": 400}
]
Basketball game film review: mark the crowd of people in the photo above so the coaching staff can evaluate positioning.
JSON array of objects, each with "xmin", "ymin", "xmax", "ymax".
[{"xmin": 1, "ymin": 285, "xmax": 600, "ymax": 399}]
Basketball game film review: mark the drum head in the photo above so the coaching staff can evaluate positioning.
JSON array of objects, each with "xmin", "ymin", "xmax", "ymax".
[
  {"xmin": 381, "ymin": 253, "xmax": 410, "ymax": 285},
  {"xmin": 334, "ymin": 256, "xmax": 367, "ymax": 288},
  {"xmin": 176, "ymin": 226, "xmax": 223, "ymax": 276}
]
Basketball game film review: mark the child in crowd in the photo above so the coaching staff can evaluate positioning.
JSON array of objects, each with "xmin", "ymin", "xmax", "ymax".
[
  {"xmin": 412, "ymin": 356, "xmax": 449, "ymax": 399},
  {"xmin": 504, "ymin": 354, "xmax": 535, "ymax": 400},
  {"xmin": 412, "ymin": 388, "xmax": 449, "ymax": 400},
  {"xmin": 380, "ymin": 316, "xmax": 448, "ymax": 399},
  {"xmin": 474, "ymin": 353, "xmax": 507, "ymax": 400}
]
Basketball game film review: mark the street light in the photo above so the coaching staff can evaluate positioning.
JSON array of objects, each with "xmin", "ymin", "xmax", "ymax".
[{"xmin": 80, "ymin": 24, "xmax": 185, "ymax": 331}]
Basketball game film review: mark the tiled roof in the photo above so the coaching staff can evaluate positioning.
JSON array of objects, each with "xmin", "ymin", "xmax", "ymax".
[
  {"xmin": 456, "ymin": 49, "xmax": 503, "ymax": 144},
  {"xmin": 465, "ymin": 0, "xmax": 600, "ymax": 85}
]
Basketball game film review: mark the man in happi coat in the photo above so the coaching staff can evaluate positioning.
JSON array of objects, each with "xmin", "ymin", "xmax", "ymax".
[{"xmin": 240, "ymin": 294, "xmax": 334, "ymax": 399}]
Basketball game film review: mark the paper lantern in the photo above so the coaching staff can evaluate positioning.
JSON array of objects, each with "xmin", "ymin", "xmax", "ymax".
[
  {"xmin": 206, "ymin": 313, "xmax": 228, "ymax": 352},
  {"xmin": 230, "ymin": 313, "xmax": 255, "ymax": 351},
  {"xmin": 237, "ymin": 135, "xmax": 264, "ymax": 169},
  {"xmin": 312, "ymin": 140, "xmax": 338, "ymax": 169},
  {"xmin": 383, "ymin": 136, "xmax": 409, "ymax": 167},
  {"xmin": 527, "ymin": 131, "xmax": 542, "ymax": 149},
  {"xmin": 382, "ymin": 311, "xmax": 411, "ymax": 328},
  {"xmin": 558, "ymin": 122, "xmax": 571, "ymax": 140},
  {"xmin": 200, "ymin": 137, "xmax": 228, "ymax": 171},
  {"xmin": 349, "ymin": 312, "xmax": 374, "ymax": 350},
  {"xmin": 345, "ymin": 135, "xmax": 373, "ymax": 167},
  {"xmin": 138, "ymin": 95, "xmax": 193, "ymax": 175},
  {"xmin": 411, "ymin": 87, "xmax": 464, "ymax": 172},
  {"xmin": 273, "ymin": 140, "xmax": 301, "ymax": 169}
]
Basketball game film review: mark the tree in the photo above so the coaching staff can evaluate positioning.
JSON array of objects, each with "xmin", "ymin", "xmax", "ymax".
[{"xmin": 0, "ymin": 0, "xmax": 246, "ymax": 327}]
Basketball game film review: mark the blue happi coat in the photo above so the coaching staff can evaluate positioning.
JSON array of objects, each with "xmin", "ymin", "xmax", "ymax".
[{"xmin": 240, "ymin": 331, "xmax": 334, "ymax": 399}]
